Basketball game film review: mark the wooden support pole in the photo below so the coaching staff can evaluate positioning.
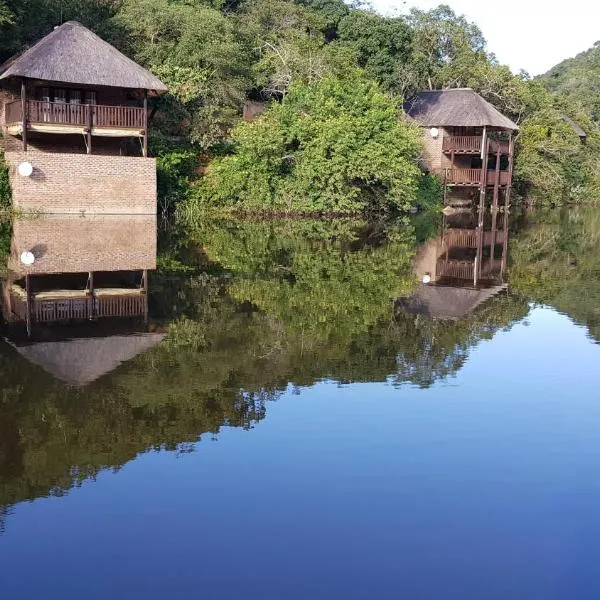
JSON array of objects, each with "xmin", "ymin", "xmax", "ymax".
[
  {"xmin": 21, "ymin": 78, "xmax": 27, "ymax": 152},
  {"xmin": 490, "ymin": 150, "xmax": 501, "ymax": 263},
  {"xmin": 25, "ymin": 274, "xmax": 32, "ymax": 338},
  {"xmin": 143, "ymin": 91, "xmax": 148, "ymax": 158},
  {"xmin": 87, "ymin": 103, "xmax": 93, "ymax": 154},
  {"xmin": 142, "ymin": 269, "xmax": 149, "ymax": 324},
  {"xmin": 475, "ymin": 129, "xmax": 489, "ymax": 283},
  {"xmin": 88, "ymin": 272, "xmax": 95, "ymax": 318},
  {"xmin": 500, "ymin": 134, "xmax": 515, "ymax": 278}
]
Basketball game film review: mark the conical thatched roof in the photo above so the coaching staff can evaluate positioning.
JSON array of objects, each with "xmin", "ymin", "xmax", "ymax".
[
  {"xmin": 396, "ymin": 283, "xmax": 508, "ymax": 320},
  {"xmin": 404, "ymin": 89, "xmax": 518, "ymax": 131},
  {"xmin": 8, "ymin": 333, "xmax": 165, "ymax": 385},
  {"xmin": 0, "ymin": 21, "xmax": 167, "ymax": 93}
]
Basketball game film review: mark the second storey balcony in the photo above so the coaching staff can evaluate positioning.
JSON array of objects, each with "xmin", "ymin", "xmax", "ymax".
[
  {"xmin": 4, "ymin": 98, "xmax": 146, "ymax": 138},
  {"xmin": 439, "ymin": 168, "xmax": 512, "ymax": 187},
  {"xmin": 442, "ymin": 136, "xmax": 510, "ymax": 155}
]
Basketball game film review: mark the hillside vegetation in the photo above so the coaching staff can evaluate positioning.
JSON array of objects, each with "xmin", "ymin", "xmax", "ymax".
[
  {"xmin": 1, "ymin": 1, "xmax": 600, "ymax": 210},
  {"xmin": 542, "ymin": 43, "xmax": 600, "ymax": 122}
]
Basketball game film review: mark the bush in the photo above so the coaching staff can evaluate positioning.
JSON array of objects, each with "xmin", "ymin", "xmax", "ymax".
[{"xmin": 187, "ymin": 75, "xmax": 423, "ymax": 216}]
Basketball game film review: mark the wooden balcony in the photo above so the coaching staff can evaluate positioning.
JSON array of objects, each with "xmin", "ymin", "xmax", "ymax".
[
  {"xmin": 442, "ymin": 229, "xmax": 508, "ymax": 248},
  {"xmin": 10, "ymin": 284, "xmax": 148, "ymax": 325},
  {"xmin": 436, "ymin": 258, "xmax": 503, "ymax": 280},
  {"xmin": 442, "ymin": 136, "xmax": 510, "ymax": 155},
  {"xmin": 4, "ymin": 99, "xmax": 146, "ymax": 137},
  {"xmin": 440, "ymin": 168, "xmax": 511, "ymax": 187}
]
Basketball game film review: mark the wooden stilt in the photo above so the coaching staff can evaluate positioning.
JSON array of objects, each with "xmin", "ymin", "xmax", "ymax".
[
  {"xmin": 143, "ymin": 91, "xmax": 148, "ymax": 158},
  {"xmin": 21, "ymin": 78, "xmax": 27, "ymax": 152}
]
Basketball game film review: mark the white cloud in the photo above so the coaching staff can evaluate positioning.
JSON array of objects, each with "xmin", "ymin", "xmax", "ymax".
[{"xmin": 369, "ymin": 0, "xmax": 600, "ymax": 76}]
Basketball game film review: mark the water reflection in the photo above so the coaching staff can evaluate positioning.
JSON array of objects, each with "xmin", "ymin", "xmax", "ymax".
[
  {"xmin": 1, "ymin": 208, "xmax": 599, "ymax": 532},
  {"xmin": 0, "ymin": 215, "xmax": 162, "ymax": 383}
]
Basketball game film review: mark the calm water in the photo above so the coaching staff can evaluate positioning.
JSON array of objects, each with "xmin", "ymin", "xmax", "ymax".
[{"xmin": 1, "ymin": 208, "xmax": 600, "ymax": 599}]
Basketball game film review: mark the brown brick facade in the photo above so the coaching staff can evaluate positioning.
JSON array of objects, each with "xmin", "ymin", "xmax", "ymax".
[
  {"xmin": 9, "ymin": 214, "xmax": 157, "ymax": 275},
  {"xmin": 3, "ymin": 151, "xmax": 157, "ymax": 214}
]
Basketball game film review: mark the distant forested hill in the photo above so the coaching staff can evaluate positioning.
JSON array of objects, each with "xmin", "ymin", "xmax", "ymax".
[{"xmin": 542, "ymin": 42, "xmax": 600, "ymax": 122}]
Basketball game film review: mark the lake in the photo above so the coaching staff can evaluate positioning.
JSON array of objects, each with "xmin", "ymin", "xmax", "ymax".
[{"xmin": 1, "ymin": 207, "xmax": 600, "ymax": 599}]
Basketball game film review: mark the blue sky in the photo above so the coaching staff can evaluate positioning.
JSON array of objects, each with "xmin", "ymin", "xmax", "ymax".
[{"xmin": 370, "ymin": 0, "xmax": 600, "ymax": 76}]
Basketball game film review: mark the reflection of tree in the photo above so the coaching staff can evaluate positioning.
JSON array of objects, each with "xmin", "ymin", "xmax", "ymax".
[
  {"xmin": 392, "ymin": 294, "xmax": 529, "ymax": 387},
  {"xmin": 0, "ymin": 217, "xmax": 528, "ymax": 525},
  {"xmin": 509, "ymin": 207, "xmax": 600, "ymax": 341}
]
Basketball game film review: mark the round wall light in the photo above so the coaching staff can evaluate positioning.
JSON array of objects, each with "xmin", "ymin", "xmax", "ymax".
[
  {"xmin": 18, "ymin": 162, "xmax": 33, "ymax": 177},
  {"xmin": 429, "ymin": 128, "xmax": 440, "ymax": 139},
  {"xmin": 20, "ymin": 251, "xmax": 35, "ymax": 266},
  {"xmin": 422, "ymin": 273, "xmax": 432, "ymax": 284}
]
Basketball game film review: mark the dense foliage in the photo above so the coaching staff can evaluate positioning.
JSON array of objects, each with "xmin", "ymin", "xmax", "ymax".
[
  {"xmin": 188, "ymin": 76, "xmax": 422, "ymax": 214},
  {"xmin": 1, "ymin": 2, "xmax": 599, "ymax": 209}
]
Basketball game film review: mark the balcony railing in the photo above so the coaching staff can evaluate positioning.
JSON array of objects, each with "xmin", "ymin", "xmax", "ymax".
[
  {"xmin": 4, "ymin": 99, "xmax": 146, "ymax": 130},
  {"xmin": 442, "ymin": 229, "xmax": 508, "ymax": 248},
  {"xmin": 440, "ymin": 169, "xmax": 511, "ymax": 186},
  {"xmin": 443, "ymin": 136, "xmax": 510, "ymax": 155},
  {"xmin": 437, "ymin": 258, "xmax": 503, "ymax": 280}
]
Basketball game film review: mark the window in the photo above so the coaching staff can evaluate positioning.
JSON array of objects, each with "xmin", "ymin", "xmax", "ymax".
[{"xmin": 36, "ymin": 86, "xmax": 97, "ymax": 104}]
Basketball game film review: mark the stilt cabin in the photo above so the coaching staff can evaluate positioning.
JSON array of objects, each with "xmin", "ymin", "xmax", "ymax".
[
  {"xmin": 404, "ymin": 89, "xmax": 518, "ymax": 208},
  {"xmin": 0, "ymin": 21, "xmax": 167, "ymax": 214}
]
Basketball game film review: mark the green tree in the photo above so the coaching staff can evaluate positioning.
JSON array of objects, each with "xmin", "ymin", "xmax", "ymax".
[{"xmin": 187, "ymin": 75, "xmax": 423, "ymax": 215}]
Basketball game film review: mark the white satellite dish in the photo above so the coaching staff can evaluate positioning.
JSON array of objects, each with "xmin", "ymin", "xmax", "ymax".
[
  {"xmin": 430, "ymin": 127, "xmax": 440, "ymax": 139},
  {"xmin": 20, "ymin": 251, "xmax": 35, "ymax": 265},
  {"xmin": 422, "ymin": 274, "xmax": 432, "ymax": 284},
  {"xmin": 18, "ymin": 162, "xmax": 33, "ymax": 177}
]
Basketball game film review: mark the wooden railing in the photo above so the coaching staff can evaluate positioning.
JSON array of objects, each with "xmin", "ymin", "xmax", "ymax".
[
  {"xmin": 440, "ymin": 169, "xmax": 511, "ymax": 186},
  {"xmin": 437, "ymin": 258, "xmax": 503, "ymax": 280},
  {"xmin": 10, "ymin": 293, "xmax": 147, "ymax": 323},
  {"xmin": 28, "ymin": 100, "xmax": 89, "ymax": 126},
  {"xmin": 443, "ymin": 136, "xmax": 510, "ymax": 155},
  {"xmin": 96, "ymin": 294, "xmax": 147, "ymax": 318},
  {"xmin": 443, "ymin": 229, "xmax": 508, "ymax": 248},
  {"xmin": 94, "ymin": 104, "xmax": 145, "ymax": 129},
  {"xmin": 4, "ymin": 99, "xmax": 145, "ymax": 130},
  {"xmin": 443, "ymin": 136, "xmax": 482, "ymax": 153}
]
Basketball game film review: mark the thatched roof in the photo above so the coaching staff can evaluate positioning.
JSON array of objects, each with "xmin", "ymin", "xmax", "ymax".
[
  {"xmin": 7, "ymin": 332, "xmax": 165, "ymax": 385},
  {"xmin": 404, "ymin": 89, "xmax": 519, "ymax": 131},
  {"xmin": 395, "ymin": 283, "xmax": 508, "ymax": 320},
  {"xmin": 0, "ymin": 21, "xmax": 167, "ymax": 93}
]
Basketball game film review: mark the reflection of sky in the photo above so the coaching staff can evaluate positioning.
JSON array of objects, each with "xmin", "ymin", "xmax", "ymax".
[{"xmin": 3, "ymin": 307, "xmax": 600, "ymax": 599}]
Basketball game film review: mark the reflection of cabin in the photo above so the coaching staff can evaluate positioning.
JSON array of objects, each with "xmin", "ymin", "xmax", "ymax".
[
  {"xmin": 400, "ymin": 205, "xmax": 509, "ymax": 320},
  {"xmin": 2, "ymin": 215, "xmax": 156, "ymax": 336},
  {"xmin": 0, "ymin": 21, "xmax": 167, "ymax": 214},
  {"xmin": 5, "ymin": 328, "xmax": 165, "ymax": 386},
  {"xmin": 404, "ymin": 89, "xmax": 518, "ymax": 208}
]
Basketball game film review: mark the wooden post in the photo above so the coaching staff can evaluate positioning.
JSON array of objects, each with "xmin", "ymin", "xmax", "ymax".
[
  {"xmin": 490, "ymin": 150, "xmax": 501, "ymax": 263},
  {"xmin": 25, "ymin": 274, "xmax": 32, "ymax": 337},
  {"xmin": 500, "ymin": 134, "xmax": 514, "ymax": 278},
  {"xmin": 143, "ymin": 91, "xmax": 148, "ymax": 158},
  {"xmin": 87, "ymin": 103, "xmax": 93, "ymax": 154},
  {"xmin": 476, "ymin": 130, "xmax": 489, "ymax": 282},
  {"xmin": 142, "ymin": 269, "xmax": 149, "ymax": 324},
  {"xmin": 88, "ymin": 271, "xmax": 95, "ymax": 318},
  {"xmin": 21, "ymin": 78, "xmax": 27, "ymax": 152}
]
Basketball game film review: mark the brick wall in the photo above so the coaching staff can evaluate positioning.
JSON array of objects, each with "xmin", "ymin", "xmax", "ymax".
[
  {"xmin": 420, "ymin": 127, "xmax": 451, "ymax": 172},
  {"xmin": 4, "ymin": 151, "xmax": 157, "ymax": 214},
  {"xmin": 9, "ymin": 214, "xmax": 157, "ymax": 275}
]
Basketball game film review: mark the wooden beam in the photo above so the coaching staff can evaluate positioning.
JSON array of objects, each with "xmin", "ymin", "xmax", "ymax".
[
  {"xmin": 25, "ymin": 275, "xmax": 32, "ymax": 338},
  {"xmin": 142, "ymin": 269, "xmax": 149, "ymax": 324},
  {"xmin": 143, "ymin": 91, "xmax": 148, "ymax": 158},
  {"xmin": 87, "ymin": 104, "xmax": 93, "ymax": 154},
  {"xmin": 21, "ymin": 78, "xmax": 27, "ymax": 152}
]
